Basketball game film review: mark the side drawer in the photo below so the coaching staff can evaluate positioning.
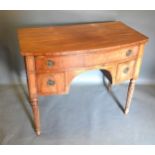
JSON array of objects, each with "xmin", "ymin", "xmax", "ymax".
[
  {"xmin": 116, "ymin": 60, "xmax": 136, "ymax": 83},
  {"xmin": 121, "ymin": 46, "xmax": 139, "ymax": 59},
  {"xmin": 37, "ymin": 73, "xmax": 65, "ymax": 95},
  {"xmin": 35, "ymin": 55, "xmax": 84, "ymax": 73},
  {"xmin": 84, "ymin": 45, "xmax": 139, "ymax": 67}
]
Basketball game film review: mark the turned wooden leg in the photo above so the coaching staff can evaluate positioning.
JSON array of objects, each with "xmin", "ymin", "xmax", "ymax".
[
  {"xmin": 125, "ymin": 79, "xmax": 136, "ymax": 115},
  {"xmin": 25, "ymin": 56, "xmax": 41, "ymax": 135},
  {"xmin": 31, "ymin": 99, "xmax": 40, "ymax": 135}
]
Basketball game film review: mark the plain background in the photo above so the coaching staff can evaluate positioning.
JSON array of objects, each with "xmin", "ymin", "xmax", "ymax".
[{"xmin": 0, "ymin": 10, "xmax": 154, "ymax": 85}]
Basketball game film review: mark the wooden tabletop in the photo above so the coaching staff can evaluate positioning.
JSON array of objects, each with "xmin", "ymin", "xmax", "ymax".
[{"xmin": 18, "ymin": 21, "xmax": 148, "ymax": 56}]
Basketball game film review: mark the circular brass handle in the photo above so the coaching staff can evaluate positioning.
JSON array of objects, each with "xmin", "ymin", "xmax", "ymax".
[
  {"xmin": 126, "ymin": 49, "xmax": 132, "ymax": 57},
  {"xmin": 47, "ymin": 79, "xmax": 55, "ymax": 86},
  {"xmin": 47, "ymin": 60, "xmax": 55, "ymax": 67},
  {"xmin": 123, "ymin": 67, "xmax": 129, "ymax": 74}
]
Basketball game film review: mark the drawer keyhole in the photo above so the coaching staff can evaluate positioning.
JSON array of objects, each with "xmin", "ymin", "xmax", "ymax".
[
  {"xmin": 123, "ymin": 67, "xmax": 129, "ymax": 74},
  {"xmin": 47, "ymin": 60, "xmax": 55, "ymax": 67},
  {"xmin": 47, "ymin": 79, "xmax": 55, "ymax": 86},
  {"xmin": 126, "ymin": 49, "xmax": 132, "ymax": 56}
]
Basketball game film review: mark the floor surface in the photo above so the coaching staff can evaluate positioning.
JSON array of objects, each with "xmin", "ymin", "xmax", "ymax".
[{"xmin": 0, "ymin": 83, "xmax": 155, "ymax": 144}]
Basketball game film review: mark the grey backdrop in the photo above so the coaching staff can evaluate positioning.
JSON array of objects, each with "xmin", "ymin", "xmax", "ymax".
[{"xmin": 0, "ymin": 11, "xmax": 154, "ymax": 85}]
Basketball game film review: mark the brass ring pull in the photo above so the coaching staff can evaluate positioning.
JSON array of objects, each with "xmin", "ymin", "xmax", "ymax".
[
  {"xmin": 126, "ymin": 49, "xmax": 132, "ymax": 56},
  {"xmin": 123, "ymin": 67, "xmax": 129, "ymax": 74},
  {"xmin": 47, "ymin": 79, "xmax": 55, "ymax": 86},
  {"xmin": 47, "ymin": 60, "xmax": 55, "ymax": 67}
]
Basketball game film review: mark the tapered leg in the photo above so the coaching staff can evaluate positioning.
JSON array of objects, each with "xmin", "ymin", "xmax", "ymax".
[
  {"xmin": 25, "ymin": 56, "xmax": 41, "ymax": 135},
  {"xmin": 125, "ymin": 79, "xmax": 136, "ymax": 115},
  {"xmin": 31, "ymin": 99, "xmax": 40, "ymax": 135}
]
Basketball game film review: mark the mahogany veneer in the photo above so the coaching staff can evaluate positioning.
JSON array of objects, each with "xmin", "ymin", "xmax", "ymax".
[{"xmin": 18, "ymin": 21, "xmax": 148, "ymax": 135}]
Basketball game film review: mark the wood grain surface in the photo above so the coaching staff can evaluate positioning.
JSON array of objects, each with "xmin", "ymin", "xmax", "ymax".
[{"xmin": 18, "ymin": 21, "xmax": 148, "ymax": 56}]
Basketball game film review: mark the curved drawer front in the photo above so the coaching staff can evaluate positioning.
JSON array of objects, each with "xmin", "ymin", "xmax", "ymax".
[
  {"xmin": 35, "ymin": 55, "xmax": 85, "ymax": 73},
  {"xmin": 35, "ymin": 45, "xmax": 139, "ymax": 73},
  {"xmin": 37, "ymin": 73, "xmax": 65, "ymax": 95},
  {"xmin": 120, "ymin": 46, "xmax": 139, "ymax": 59},
  {"xmin": 84, "ymin": 46, "xmax": 139, "ymax": 66}
]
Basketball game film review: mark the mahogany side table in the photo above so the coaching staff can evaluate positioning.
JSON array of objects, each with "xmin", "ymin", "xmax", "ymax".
[{"xmin": 18, "ymin": 21, "xmax": 148, "ymax": 135}]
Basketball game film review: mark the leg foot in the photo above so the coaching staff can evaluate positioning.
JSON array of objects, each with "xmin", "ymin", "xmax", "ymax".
[
  {"xmin": 124, "ymin": 79, "xmax": 136, "ymax": 115},
  {"xmin": 31, "ymin": 99, "xmax": 41, "ymax": 136},
  {"xmin": 124, "ymin": 108, "xmax": 129, "ymax": 115},
  {"xmin": 36, "ymin": 130, "xmax": 41, "ymax": 136}
]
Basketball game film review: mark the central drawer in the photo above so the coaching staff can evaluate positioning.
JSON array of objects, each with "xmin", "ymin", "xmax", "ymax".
[{"xmin": 35, "ymin": 45, "xmax": 139, "ymax": 73}]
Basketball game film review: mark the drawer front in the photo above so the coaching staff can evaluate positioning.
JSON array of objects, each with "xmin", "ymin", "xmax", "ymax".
[
  {"xmin": 35, "ymin": 45, "xmax": 139, "ymax": 73},
  {"xmin": 121, "ymin": 46, "xmax": 139, "ymax": 59},
  {"xmin": 116, "ymin": 60, "xmax": 136, "ymax": 83},
  {"xmin": 35, "ymin": 55, "xmax": 84, "ymax": 72},
  {"xmin": 37, "ymin": 73, "xmax": 65, "ymax": 95},
  {"xmin": 84, "ymin": 45, "xmax": 139, "ymax": 66}
]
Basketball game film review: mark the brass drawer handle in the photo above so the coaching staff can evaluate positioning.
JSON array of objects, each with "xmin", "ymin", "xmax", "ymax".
[
  {"xmin": 123, "ymin": 67, "xmax": 129, "ymax": 74},
  {"xmin": 47, "ymin": 60, "xmax": 55, "ymax": 67},
  {"xmin": 126, "ymin": 49, "xmax": 132, "ymax": 56},
  {"xmin": 47, "ymin": 79, "xmax": 55, "ymax": 86}
]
